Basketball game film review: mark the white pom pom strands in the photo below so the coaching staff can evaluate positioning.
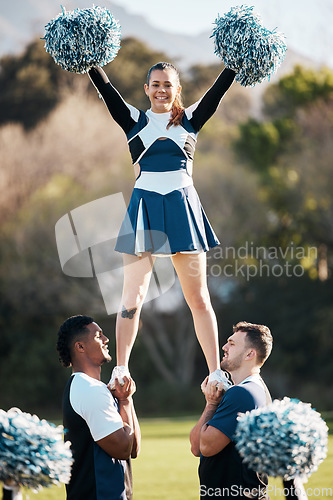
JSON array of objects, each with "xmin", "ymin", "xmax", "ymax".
[
  {"xmin": 43, "ymin": 6, "xmax": 121, "ymax": 73},
  {"xmin": 234, "ymin": 397, "xmax": 328, "ymax": 480},
  {"xmin": 0, "ymin": 407, "xmax": 73, "ymax": 490},
  {"xmin": 212, "ymin": 5, "xmax": 287, "ymax": 86}
]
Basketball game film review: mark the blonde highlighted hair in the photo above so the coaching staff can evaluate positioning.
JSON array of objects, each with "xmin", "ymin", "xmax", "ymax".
[{"xmin": 146, "ymin": 62, "xmax": 185, "ymax": 129}]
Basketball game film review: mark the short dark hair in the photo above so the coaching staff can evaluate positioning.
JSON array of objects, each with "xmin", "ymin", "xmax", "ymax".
[
  {"xmin": 56, "ymin": 315, "xmax": 94, "ymax": 367},
  {"xmin": 233, "ymin": 321, "xmax": 273, "ymax": 366}
]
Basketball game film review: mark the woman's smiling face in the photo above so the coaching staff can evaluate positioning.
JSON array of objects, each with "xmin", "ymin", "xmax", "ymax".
[{"xmin": 144, "ymin": 68, "xmax": 181, "ymax": 113}]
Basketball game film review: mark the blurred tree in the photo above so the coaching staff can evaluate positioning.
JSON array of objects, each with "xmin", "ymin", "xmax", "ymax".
[
  {"xmin": 236, "ymin": 119, "xmax": 281, "ymax": 171},
  {"xmin": 0, "ymin": 39, "xmax": 75, "ymax": 129},
  {"xmin": 235, "ymin": 66, "xmax": 333, "ymax": 172},
  {"xmin": 233, "ymin": 66, "xmax": 333, "ymax": 262},
  {"xmin": 216, "ymin": 274, "xmax": 333, "ymax": 410},
  {"xmin": 263, "ymin": 65, "xmax": 333, "ymax": 119},
  {"xmin": 0, "ymin": 37, "xmax": 169, "ymax": 129},
  {"xmin": 0, "ymin": 174, "xmax": 111, "ymax": 411},
  {"xmin": 140, "ymin": 297, "xmax": 197, "ymax": 386},
  {"xmin": 267, "ymin": 97, "xmax": 333, "ymax": 255}
]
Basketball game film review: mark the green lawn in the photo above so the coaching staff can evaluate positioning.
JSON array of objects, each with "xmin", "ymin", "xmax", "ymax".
[
  {"xmin": 11, "ymin": 418, "xmax": 333, "ymax": 499},
  {"xmin": 133, "ymin": 418, "xmax": 333, "ymax": 500}
]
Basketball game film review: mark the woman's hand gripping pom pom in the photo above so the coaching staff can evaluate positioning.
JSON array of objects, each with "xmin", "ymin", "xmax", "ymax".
[
  {"xmin": 212, "ymin": 5, "xmax": 286, "ymax": 86},
  {"xmin": 43, "ymin": 5, "xmax": 121, "ymax": 73}
]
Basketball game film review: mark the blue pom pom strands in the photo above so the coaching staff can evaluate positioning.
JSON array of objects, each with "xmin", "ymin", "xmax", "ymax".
[
  {"xmin": 0, "ymin": 407, "xmax": 73, "ymax": 490},
  {"xmin": 43, "ymin": 6, "xmax": 121, "ymax": 73},
  {"xmin": 212, "ymin": 5, "xmax": 286, "ymax": 86},
  {"xmin": 234, "ymin": 397, "xmax": 328, "ymax": 480}
]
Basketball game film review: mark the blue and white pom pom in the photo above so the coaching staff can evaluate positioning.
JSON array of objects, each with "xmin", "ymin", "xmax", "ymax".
[
  {"xmin": 43, "ymin": 6, "xmax": 121, "ymax": 73},
  {"xmin": 0, "ymin": 407, "xmax": 73, "ymax": 490},
  {"xmin": 234, "ymin": 397, "xmax": 328, "ymax": 479},
  {"xmin": 212, "ymin": 5, "xmax": 286, "ymax": 86}
]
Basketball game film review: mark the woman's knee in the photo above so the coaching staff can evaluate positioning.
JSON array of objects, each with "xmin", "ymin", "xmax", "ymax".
[{"xmin": 186, "ymin": 288, "xmax": 212, "ymax": 312}]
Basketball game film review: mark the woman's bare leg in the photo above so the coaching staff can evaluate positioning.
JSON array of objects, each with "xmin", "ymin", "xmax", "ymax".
[
  {"xmin": 171, "ymin": 252, "xmax": 220, "ymax": 373},
  {"xmin": 116, "ymin": 252, "xmax": 155, "ymax": 367}
]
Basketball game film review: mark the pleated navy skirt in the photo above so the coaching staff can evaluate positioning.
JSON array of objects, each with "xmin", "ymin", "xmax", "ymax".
[{"xmin": 115, "ymin": 185, "xmax": 219, "ymax": 256}]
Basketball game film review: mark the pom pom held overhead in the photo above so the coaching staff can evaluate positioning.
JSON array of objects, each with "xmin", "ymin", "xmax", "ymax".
[
  {"xmin": 43, "ymin": 5, "xmax": 121, "ymax": 73},
  {"xmin": 0, "ymin": 407, "xmax": 73, "ymax": 490},
  {"xmin": 234, "ymin": 397, "xmax": 328, "ymax": 480},
  {"xmin": 212, "ymin": 5, "xmax": 287, "ymax": 86}
]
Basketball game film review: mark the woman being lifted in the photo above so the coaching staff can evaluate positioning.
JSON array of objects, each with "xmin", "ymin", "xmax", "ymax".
[{"xmin": 88, "ymin": 61, "xmax": 235, "ymax": 389}]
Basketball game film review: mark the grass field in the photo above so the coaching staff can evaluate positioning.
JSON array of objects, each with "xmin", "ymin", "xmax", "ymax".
[{"xmin": 13, "ymin": 417, "xmax": 333, "ymax": 499}]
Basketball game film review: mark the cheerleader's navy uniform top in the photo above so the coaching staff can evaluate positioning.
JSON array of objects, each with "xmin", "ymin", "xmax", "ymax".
[{"xmin": 89, "ymin": 67, "xmax": 235, "ymax": 256}]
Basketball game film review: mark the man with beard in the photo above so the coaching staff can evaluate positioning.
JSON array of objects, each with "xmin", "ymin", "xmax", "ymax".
[
  {"xmin": 56, "ymin": 315, "xmax": 140, "ymax": 500},
  {"xmin": 190, "ymin": 322, "xmax": 272, "ymax": 499}
]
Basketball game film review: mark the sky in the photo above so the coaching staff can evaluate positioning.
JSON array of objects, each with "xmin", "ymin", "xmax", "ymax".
[
  {"xmin": 110, "ymin": 0, "xmax": 333, "ymax": 67},
  {"xmin": 0, "ymin": 0, "xmax": 332, "ymax": 67},
  {"xmin": 111, "ymin": 0, "xmax": 274, "ymax": 34},
  {"xmin": 111, "ymin": 0, "xmax": 318, "ymax": 34}
]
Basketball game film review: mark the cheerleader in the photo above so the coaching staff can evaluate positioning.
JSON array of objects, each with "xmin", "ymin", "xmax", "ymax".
[
  {"xmin": 88, "ymin": 62, "xmax": 235, "ymax": 388},
  {"xmin": 43, "ymin": 5, "xmax": 286, "ymax": 388}
]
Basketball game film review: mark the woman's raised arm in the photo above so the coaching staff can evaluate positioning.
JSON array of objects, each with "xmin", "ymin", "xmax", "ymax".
[
  {"xmin": 186, "ymin": 68, "xmax": 236, "ymax": 132},
  {"xmin": 88, "ymin": 67, "xmax": 140, "ymax": 134}
]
